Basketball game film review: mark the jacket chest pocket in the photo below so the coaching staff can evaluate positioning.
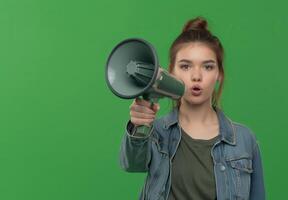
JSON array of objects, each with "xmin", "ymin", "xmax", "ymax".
[{"xmin": 227, "ymin": 158, "xmax": 253, "ymax": 200}]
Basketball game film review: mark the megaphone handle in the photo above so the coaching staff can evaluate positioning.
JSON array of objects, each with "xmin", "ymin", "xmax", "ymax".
[
  {"xmin": 142, "ymin": 95, "xmax": 159, "ymax": 108},
  {"xmin": 135, "ymin": 125, "xmax": 152, "ymax": 137}
]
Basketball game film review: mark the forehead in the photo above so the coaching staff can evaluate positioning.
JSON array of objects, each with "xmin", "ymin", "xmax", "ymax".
[{"xmin": 175, "ymin": 42, "xmax": 217, "ymax": 63}]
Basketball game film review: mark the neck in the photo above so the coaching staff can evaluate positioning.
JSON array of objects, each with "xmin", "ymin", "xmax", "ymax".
[{"xmin": 179, "ymin": 99, "xmax": 217, "ymax": 126}]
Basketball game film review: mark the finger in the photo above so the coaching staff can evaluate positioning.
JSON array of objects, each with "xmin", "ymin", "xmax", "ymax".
[
  {"xmin": 135, "ymin": 98, "xmax": 152, "ymax": 108},
  {"xmin": 130, "ymin": 110, "xmax": 156, "ymax": 119},
  {"xmin": 129, "ymin": 100, "xmax": 136, "ymax": 109},
  {"xmin": 131, "ymin": 117, "xmax": 154, "ymax": 126},
  {"xmin": 152, "ymin": 103, "xmax": 160, "ymax": 112},
  {"xmin": 129, "ymin": 98, "xmax": 140, "ymax": 109},
  {"xmin": 131, "ymin": 104, "xmax": 155, "ymax": 114}
]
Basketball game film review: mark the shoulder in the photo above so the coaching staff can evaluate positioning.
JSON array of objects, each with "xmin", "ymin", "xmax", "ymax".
[
  {"xmin": 229, "ymin": 118, "xmax": 259, "ymax": 152},
  {"xmin": 232, "ymin": 120, "xmax": 256, "ymax": 140},
  {"xmin": 152, "ymin": 114, "xmax": 170, "ymax": 132},
  {"xmin": 151, "ymin": 110, "xmax": 177, "ymax": 140},
  {"xmin": 153, "ymin": 108, "xmax": 177, "ymax": 129}
]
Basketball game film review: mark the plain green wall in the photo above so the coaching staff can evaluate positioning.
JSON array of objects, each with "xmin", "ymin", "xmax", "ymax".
[{"xmin": 0, "ymin": 0, "xmax": 287, "ymax": 199}]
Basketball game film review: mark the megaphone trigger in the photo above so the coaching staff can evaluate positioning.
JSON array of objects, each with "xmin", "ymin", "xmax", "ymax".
[
  {"xmin": 149, "ymin": 97, "xmax": 159, "ymax": 111},
  {"xmin": 147, "ymin": 101, "xmax": 153, "ymax": 109}
]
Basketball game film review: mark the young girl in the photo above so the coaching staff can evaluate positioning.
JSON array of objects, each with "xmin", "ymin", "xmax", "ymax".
[{"xmin": 120, "ymin": 17, "xmax": 265, "ymax": 200}]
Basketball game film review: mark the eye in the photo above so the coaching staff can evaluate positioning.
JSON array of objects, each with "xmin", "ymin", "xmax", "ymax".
[
  {"xmin": 204, "ymin": 65, "xmax": 214, "ymax": 70},
  {"xmin": 179, "ymin": 64, "xmax": 190, "ymax": 70}
]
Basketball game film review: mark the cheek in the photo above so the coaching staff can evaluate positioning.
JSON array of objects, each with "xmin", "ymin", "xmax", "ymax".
[
  {"xmin": 170, "ymin": 70, "xmax": 179, "ymax": 79},
  {"xmin": 180, "ymin": 76, "xmax": 191, "ymax": 89},
  {"xmin": 204, "ymin": 76, "xmax": 218, "ymax": 90},
  {"xmin": 172, "ymin": 70, "xmax": 188, "ymax": 84}
]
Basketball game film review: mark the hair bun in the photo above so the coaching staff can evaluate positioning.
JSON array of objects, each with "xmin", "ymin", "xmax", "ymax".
[{"xmin": 182, "ymin": 17, "xmax": 208, "ymax": 33}]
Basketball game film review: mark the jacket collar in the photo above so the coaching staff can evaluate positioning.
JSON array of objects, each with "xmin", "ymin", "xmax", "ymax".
[{"xmin": 163, "ymin": 107, "xmax": 236, "ymax": 145}]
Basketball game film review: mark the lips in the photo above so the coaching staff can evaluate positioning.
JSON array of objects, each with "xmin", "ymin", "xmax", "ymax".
[{"xmin": 190, "ymin": 85, "xmax": 202, "ymax": 96}]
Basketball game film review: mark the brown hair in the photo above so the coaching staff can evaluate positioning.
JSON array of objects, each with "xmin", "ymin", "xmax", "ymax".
[{"xmin": 169, "ymin": 16, "xmax": 225, "ymax": 109}]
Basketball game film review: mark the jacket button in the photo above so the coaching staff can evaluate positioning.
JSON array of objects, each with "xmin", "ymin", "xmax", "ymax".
[{"xmin": 220, "ymin": 165, "xmax": 226, "ymax": 171}]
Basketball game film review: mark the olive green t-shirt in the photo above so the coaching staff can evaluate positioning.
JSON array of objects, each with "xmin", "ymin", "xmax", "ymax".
[{"xmin": 168, "ymin": 128, "xmax": 219, "ymax": 200}]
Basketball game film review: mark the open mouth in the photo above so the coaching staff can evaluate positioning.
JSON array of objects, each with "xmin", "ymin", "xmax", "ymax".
[
  {"xmin": 192, "ymin": 85, "xmax": 202, "ymax": 91},
  {"xmin": 191, "ymin": 85, "xmax": 202, "ymax": 96}
]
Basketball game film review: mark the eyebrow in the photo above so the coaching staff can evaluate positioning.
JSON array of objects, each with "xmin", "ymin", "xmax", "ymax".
[{"xmin": 178, "ymin": 59, "xmax": 216, "ymax": 64}]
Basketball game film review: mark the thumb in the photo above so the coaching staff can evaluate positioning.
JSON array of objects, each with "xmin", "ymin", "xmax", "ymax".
[{"xmin": 152, "ymin": 103, "xmax": 160, "ymax": 112}]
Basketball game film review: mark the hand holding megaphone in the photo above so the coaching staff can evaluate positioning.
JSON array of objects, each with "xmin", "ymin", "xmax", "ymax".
[{"xmin": 129, "ymin": 98, "xmax": 160, "ymax": 127}]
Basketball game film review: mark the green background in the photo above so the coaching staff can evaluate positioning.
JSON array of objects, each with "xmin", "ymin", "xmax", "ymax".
[{"xmin": 0, "ymin": 0, "xmax": 287, "ymax": 199}]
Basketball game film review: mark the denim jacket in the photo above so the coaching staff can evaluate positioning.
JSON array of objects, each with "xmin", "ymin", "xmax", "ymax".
[{"xmin": 119, "ymin": 108, "xmax": 265, "ymax": 200}]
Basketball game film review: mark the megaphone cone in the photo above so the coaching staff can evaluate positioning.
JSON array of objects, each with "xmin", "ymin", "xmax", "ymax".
[{"xmin": 106, "ymin": 38, "xmax": 159, "ymax": 99}]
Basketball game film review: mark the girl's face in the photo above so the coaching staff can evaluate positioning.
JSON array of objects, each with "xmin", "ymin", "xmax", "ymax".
[{"xmin": 172, "ymin": 42, "xmax": 221, "ymax": 106}]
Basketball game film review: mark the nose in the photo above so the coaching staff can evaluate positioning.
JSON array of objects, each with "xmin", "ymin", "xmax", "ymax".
[{"xmin": 191, "ymin": 67, "xmax": 202, "ymax": 82}]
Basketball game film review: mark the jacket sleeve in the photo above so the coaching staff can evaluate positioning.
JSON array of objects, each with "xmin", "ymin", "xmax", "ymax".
[
  {"xmin": 119, "ymin": 120, "xmax": 153, "ymax": 172},
  {"xmin": 250, "ymin": 142, "xmax": 266, "ymax": 199}
]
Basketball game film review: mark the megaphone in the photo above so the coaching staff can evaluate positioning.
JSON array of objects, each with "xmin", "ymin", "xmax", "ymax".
[{"xmin": 105, "ymin": 38, "xmax": 185, "ymax": 136}]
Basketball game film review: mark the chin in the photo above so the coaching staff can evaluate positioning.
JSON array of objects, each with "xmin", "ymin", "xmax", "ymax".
[
  {"xmin": 184, "ymin": 98, "xmax": 205, "ymax": 105},
  {"xmin": 183, "ymin": 95, "xmax": 210, "ymax": 106}
]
